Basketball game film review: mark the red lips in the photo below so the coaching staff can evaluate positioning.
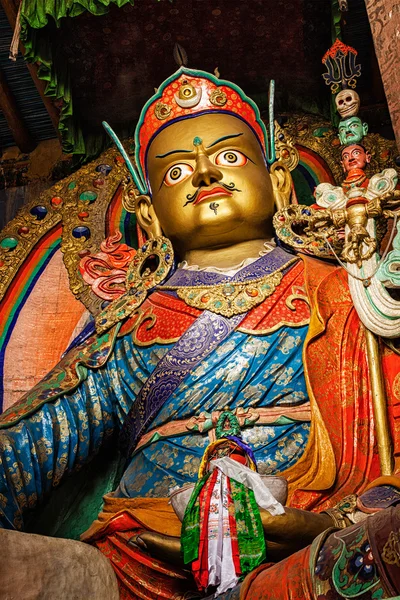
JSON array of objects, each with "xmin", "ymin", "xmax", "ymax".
[{"xmin": 194, "ymin": 186, "xmax": 232, "ymax": 205}]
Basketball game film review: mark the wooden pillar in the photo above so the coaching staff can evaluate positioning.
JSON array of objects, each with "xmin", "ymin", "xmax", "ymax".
[
  {"xmin": 364, "ymin": 0, "xmax": 400, "ymax": 149},
  {"xmin": 0, "ymin": 0, "xmax": 60, "ymax": 135},
  {"xmin": 0, "ymin": 67, "xmax": 36, "ymax": 152}
]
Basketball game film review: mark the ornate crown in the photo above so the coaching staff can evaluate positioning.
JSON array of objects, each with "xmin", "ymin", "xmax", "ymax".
[{"xmin": 103, "ymin": 67, "xmax": 276, "ymax": 196}]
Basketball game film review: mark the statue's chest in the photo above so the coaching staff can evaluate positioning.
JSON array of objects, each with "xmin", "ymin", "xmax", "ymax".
[{"xmin": 120, "ymin": 260, "xmax": 310, "ymax": 346}]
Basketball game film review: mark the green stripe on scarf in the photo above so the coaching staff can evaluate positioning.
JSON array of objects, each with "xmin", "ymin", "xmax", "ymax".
[
  {"xmin": 181, "ymin": 472, "xmax": 211, "ymax": 565},
  {"xmin": 230, "ymin": 478, "xmax": 267, "ymax": 574}
]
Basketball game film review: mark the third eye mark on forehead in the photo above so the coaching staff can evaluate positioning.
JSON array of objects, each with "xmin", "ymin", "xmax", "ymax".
[{"xmin": 155, "ymin": 132, "xmax": 244, "ymax": 159}]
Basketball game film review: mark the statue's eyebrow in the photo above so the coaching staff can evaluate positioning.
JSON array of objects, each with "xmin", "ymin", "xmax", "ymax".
[
  {"xmin": 155, "ymin": 148, "xmax": 193, "ymax": 159},
  {"xmin": 206, "ymin": 133, "xmax": 243, "ymax": 149},
  {"xmin": 155, "ymin": 132, "xmax": 244, "ymax": 159}
]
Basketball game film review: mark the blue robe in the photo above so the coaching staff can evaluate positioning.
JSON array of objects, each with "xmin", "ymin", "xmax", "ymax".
[{"xmin": 0, "ymin": 257, "xmax": 310, "ymax": 530}]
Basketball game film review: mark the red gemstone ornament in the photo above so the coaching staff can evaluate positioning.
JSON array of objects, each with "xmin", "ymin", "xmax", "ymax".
[
  {"xmin": 78, "ymin": 249, "xmax": 91, "ymax": 258},
  {"xmin": 78, "ymin": 211, "xmax": 89, "ymax": 220},
  {"xmin": 51, "ymin": 196, "xmax": 63, "ymax": 207},
  {"xmin": 93, "ymin": 178, "xmax": 105, "ymax": 188},
  {"xmin": 18, "ymin": 226, "xmax": 29, "ymax": 235}
]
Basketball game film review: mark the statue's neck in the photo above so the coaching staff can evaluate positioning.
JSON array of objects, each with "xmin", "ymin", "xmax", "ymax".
[{"xmin": 181, "ymin": 238, "xmax": 271, "ymax": 270}]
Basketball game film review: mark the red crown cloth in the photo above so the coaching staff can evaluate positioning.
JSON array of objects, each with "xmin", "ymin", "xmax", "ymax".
[{"xmin": 134, "ymin": 67, "xmax": 269, "ymax": 190}]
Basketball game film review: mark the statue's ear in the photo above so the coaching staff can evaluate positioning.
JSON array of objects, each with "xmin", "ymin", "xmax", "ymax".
[
  {"xmin": 270, "ymin": 161, "xmax": 292, "ymax": 211},
  {"xmin": 135, "ymin": 194, "xmax": 163, "ymax": 240},
  {"xmin": 362, "ymin": 122, "xmax": 369, "ymax": 136}
]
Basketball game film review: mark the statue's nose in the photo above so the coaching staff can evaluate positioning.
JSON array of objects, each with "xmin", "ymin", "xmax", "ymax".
[{"xmin": 192, "ymin": 148, "xmax": 223, "ymax": 188}]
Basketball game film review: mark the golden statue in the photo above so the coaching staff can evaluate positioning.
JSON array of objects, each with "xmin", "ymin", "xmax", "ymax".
[{"xmin": 1, "ymin": 67, "xmax": 400, "ymax": 600}]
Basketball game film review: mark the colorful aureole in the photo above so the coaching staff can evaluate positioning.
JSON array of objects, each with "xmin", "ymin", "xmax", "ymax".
[
  {"xmin": 0, "ymin": 226, "xmax": 62, "ymax": 411},
  {"xmin": 105, "ymin": 184, "xmax": 138, "ymax": 250},
  {"xmin": 134, "ymin": 67, "xmax": 271, "ymax": 193},
  {"xmin": 291, "ymin": 145, "xmax": 336, "ymax": 205}
]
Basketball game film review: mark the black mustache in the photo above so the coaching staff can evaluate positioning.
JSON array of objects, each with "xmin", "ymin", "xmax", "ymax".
[{"xmin": 184, "ymin": 182, "xmax": 241, "ymax": 207}]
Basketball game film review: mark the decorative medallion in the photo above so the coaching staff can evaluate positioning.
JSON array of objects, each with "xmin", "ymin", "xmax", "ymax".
[
  {"xmin": 209, "ymin": 87, "xmax": 227, "ymax": 107},
  {"xmin": 216, "ymin": 408, "xmax": 242, "ymax": 439},
  {"xmin": 174, "ymin": 79, "xmax": 202, "ymax": 108},
  {"xmin": 154, "ymin": 102, "xmax": 172, "ymax": 120}
]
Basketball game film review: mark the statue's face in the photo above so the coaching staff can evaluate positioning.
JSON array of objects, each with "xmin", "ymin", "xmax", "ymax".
[
  {"xmin": 146, "ymin": 113, "xmax": 275, "ymax": 256},
  {"xmin": 338, "ymin": 116, "xmax": 368, "ymax": 146},
  {"xmin": 341, "ymin": 144, "xmax": 371, "ymax": 173}
]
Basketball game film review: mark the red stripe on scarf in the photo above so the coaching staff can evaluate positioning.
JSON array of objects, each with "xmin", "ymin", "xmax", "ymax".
[
  {"xmin": 192, "ymin": 469, "xmax": 219, "ymax": 591},
  {"xmin": 227, "ymin": 476, "xmax": 241, "ymax": 576}
]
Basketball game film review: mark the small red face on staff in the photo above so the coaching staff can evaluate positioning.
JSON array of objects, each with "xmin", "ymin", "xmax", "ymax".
[{"xmin": 341, "ymin": 144, "xmax": 371, "ymax": 173}]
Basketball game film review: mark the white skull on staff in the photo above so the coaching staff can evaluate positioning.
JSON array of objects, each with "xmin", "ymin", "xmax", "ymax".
[{"xmin": 335, "ymin": 90, "xmax": 360, "ymax": 119}]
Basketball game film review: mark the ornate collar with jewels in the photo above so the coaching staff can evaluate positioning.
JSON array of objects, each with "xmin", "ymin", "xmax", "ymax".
[{"xmin": 95, "ymin": 243, "xmax": 297, "ymax": 333}]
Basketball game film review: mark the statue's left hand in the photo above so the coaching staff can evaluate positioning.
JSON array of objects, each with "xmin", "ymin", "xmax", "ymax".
[{"xmin": 259, "ymin": 506, "xmax": 334, "ymax": 562}]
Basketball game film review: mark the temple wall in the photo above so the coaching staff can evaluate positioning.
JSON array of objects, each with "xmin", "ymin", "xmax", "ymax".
[
  {"xmin": 0, "ymin": 139, "xmax": 72, "ymax": 230},
  {"xmin": 365, "ymin": 0, "xmax": 400, "ymax": 148}
]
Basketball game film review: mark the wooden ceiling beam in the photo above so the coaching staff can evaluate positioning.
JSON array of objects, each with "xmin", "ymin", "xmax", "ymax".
[
  {"xmin": 0, "ymin": 0, "xmax": 61, "ymax": 136},
  {"xmin": 0, "ymin": 67, "xmax": 36, "ymax": 152}
]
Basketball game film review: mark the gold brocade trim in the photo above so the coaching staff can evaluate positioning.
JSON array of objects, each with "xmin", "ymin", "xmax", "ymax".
[
  {"xmin": 117, "ymin": 306, "xmax": 180, "ymax": 347},
  {"xmin": 160, "ymin": 258, "xmax": 297, "ymax": 318},
  {"xmin": 237, "ymin": 316, "xmax": 310, "ymax": 336}
]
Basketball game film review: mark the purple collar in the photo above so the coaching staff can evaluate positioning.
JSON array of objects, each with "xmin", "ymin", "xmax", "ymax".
[{"xmin": 164, "ymin": 246, "xmax": 296, "ymax": 288}]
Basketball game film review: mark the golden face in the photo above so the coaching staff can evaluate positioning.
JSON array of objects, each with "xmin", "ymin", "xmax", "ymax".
[{"xmin": 145, "ymin": 114, "xmax": 276, "ymax": 256}]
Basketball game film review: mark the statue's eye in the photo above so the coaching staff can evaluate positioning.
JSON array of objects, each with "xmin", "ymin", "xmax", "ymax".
[
  {"xmin": 164, "ymin": 163, "xmax": 194, "ymax": 186},
  {"xmin": 215, "ymin": 150, "xmax": 247, "ymax": 167}
]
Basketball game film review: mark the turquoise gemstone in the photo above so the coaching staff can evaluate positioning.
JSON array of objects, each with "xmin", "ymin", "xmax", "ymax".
[
  {"xmin": 0, "ymin": 237, "xmax": 18, "ymax": 249},
  {"xmin": 79, "ymin": 190, "xmax": 97, "ymax": 203}
]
